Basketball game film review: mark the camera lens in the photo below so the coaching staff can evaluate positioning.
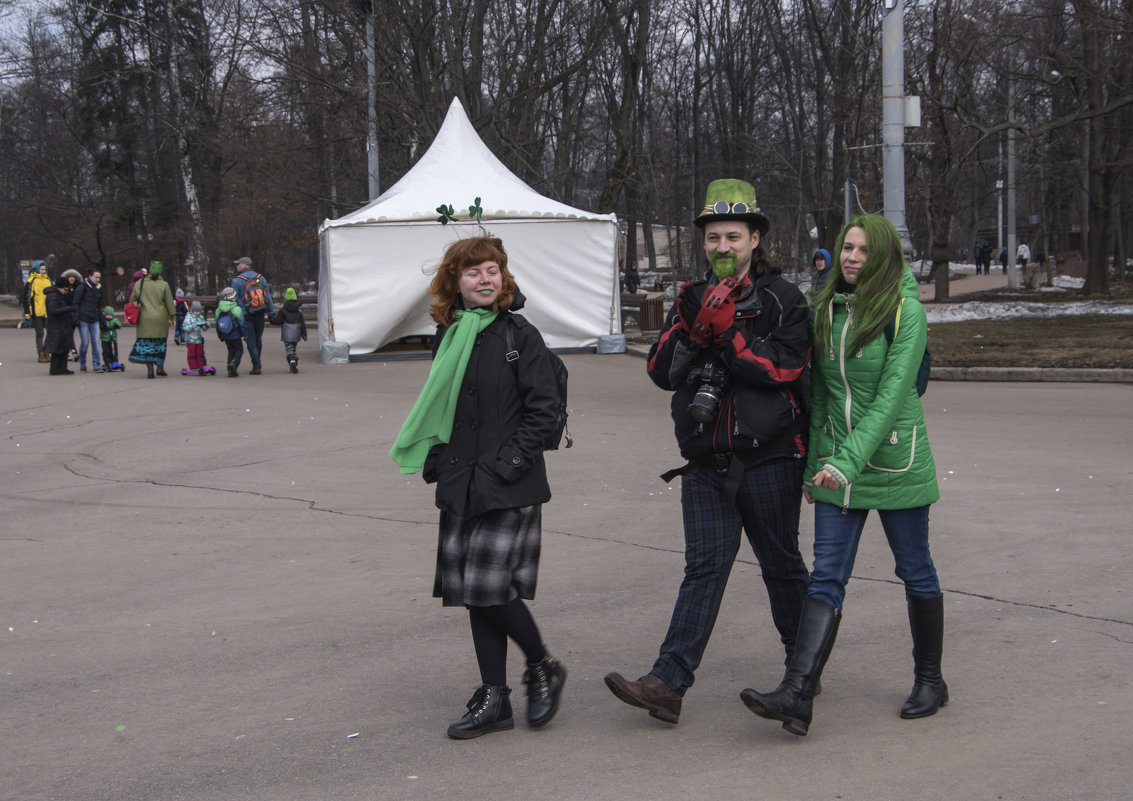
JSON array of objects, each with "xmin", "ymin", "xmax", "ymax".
[{"xmin": 687, "ymin": 384, "xmax": 722, "ymax": 423}]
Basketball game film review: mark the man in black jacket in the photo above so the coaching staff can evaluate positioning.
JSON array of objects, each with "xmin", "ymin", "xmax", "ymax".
[{"xmin": 605, "ymin": 179, "xmax": 812, "ymax": 724}]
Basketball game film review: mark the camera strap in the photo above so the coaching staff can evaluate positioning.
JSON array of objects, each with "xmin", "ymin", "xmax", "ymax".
[{"xmin": 660, "ymin": 452, "xmax": 745, "ymax": 506}]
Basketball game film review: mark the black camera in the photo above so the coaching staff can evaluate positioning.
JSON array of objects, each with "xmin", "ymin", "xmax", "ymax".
[{"xmin": 686, "ymin": 361, "xmax": 730, "ymax": 423}]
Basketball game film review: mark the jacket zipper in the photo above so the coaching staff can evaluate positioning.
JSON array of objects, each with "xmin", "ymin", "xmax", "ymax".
[{"xmin": 838, "ymin": 298, "xmax": 854, "ymax": 512}]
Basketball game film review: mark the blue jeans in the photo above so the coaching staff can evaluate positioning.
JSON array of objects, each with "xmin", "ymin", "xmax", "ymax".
[
  {"xmin": 77, "ymin": 320, "xmax": 101, "ymax": 369},
  {"xmin": 809, "ymin": 503, "xmax": 940, "ymax": 611},
  {"xmin": 652, "ymin": 458, "xmax": 810, "ymax": 693},
  {"xmin": 244, "ymin": 312, "xmax": 266, "ymax": 369}
]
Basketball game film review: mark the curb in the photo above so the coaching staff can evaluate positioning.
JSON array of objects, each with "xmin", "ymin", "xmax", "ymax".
[
  {"xmin": 929, "ymin": 366, "xmax": 1133, "ymax": 384},
  {"xmin": 624, "ymin": 342, "xmax": 1133, "ymax": 383}
]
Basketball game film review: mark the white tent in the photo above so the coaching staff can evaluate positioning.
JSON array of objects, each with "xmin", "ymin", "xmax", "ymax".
[{"xmin": 318, "ymin": 99, "xmax": 620, "ymax": 355}]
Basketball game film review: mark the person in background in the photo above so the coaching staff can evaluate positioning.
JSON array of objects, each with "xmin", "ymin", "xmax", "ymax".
[
  {"xmin": 215, "ymin": 287, "xmax": 246, "ymax": 377},
  {"xmin": 44, "ymin": 275, "xmax": 75, "ymax": 375},
  {"xmin": 181, "ymin": 300, "xmax": 214, "ymax": 375},
  {"xmin": 99, "ymin": 306, "xmax": 124, "ymax": 372},
  {"xmin": 127, "ymin": 260, "xmax": 175, "ymax": 379},
  {"xmin": 740, "ymin": 214, "xmax": 946, "ymax": 737},
  {"xmin": 809, "ymin": 248, "xmax": 833, "ymax": 302},
  {"xmin": 174, "ymin": 288, "xmax": 190, "ymax": 345},
  {"xmin": 24, "ymin": 260, "xmax": 52, "ymax": 363},
  {"xmin": 72, "ymin": 268, "xmax": 104, "ymax": 372},
  {"xmin": 231, "ymin": 256, "xmax": 275, "ymax": 375},
  {"xmin": 624, "ymin": 261, "xmax": 640, "ymax": 294},
  {"xmin": 271, "ymin": 288, "xmax": 308, "ymax": 373}
]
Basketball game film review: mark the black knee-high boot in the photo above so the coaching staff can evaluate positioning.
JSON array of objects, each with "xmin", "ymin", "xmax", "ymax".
[
  {"xmin": 740, "ymin": 598, "xmax": 841, "ymax": 736},
  {"xmin": 900, "ymin": 594, "xmax": 948, "ymax": 719}
]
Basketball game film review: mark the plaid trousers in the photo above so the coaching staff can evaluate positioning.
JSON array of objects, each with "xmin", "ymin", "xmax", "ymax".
[{"xmin": 652, "ymin": 457, "xmax": 809, "ymax": 694}]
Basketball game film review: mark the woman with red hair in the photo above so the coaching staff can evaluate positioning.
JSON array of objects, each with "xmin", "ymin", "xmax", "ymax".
[{"xmin": 391, "ymin": 235, "xmax": 567, "ymax": 739}]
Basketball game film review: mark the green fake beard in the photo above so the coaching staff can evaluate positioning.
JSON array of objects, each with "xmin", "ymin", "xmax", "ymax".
[{"xmin": 710, "ymin": 252, "xmax": 738, "ymax": 279}]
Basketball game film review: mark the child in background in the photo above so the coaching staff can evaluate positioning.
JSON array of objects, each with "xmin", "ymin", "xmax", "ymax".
[
  {"xmin": 181, "ymin": 300, "xmax": 215, "ymax": 375},
  {"xmin": 271, "ymin": 287, "xmax": 308, "ymax": 373},
  {"xmin": 99, "ymin": 306, "xmax": 124, "ymax": 372},
  {"xmin": 215, "ymin": 287, "xmax": 246, "ymax": 377},
  {"xmin": 174, "ymin": 289, "xmax": 190, "ymax": 345}
]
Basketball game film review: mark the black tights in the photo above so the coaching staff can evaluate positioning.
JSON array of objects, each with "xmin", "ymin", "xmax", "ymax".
[{"xmin": 468, "ymin": 598, "xmax": 546, "ymax": 686}]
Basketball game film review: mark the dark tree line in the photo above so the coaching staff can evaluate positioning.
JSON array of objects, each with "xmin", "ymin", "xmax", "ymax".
[{"xmin": 0, "ymin": 0, "xmax": 1129, "ymax": 298}]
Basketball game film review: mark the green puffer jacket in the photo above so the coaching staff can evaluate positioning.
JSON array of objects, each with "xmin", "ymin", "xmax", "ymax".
[{"xmin": 805, "ymin": 269, "xmax": 939, "ymax": 510}]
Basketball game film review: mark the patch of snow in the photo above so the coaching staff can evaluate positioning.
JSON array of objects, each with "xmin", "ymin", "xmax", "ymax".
[{"xmin": 926, "ymin": 300, "xmax": 1133, "ymax": 323}]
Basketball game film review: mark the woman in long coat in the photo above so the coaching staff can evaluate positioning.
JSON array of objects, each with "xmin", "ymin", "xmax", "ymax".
[
  {"xmin": 44, "ymin": 276, "xmax": 75, "ymax": 375},
  {"xmin": 390, "ymin": 235, "xmax": 567, "ymax": 740},
  {"xmin": 741, "ymin": 214, "xmax": 946, "ymax": 736},
  {"xmin": 128, "ymin": 261, "xmax": 175, "ymax": 378}
]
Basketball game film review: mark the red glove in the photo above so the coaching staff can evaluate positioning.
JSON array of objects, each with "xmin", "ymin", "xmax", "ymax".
[{"xmin": 688, "ymin": 279, "xmax": 737, "ymax": 346}]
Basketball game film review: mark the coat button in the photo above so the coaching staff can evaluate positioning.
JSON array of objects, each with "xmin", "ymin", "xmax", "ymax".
[
  {"xmin": 453, "ymin": 422, "xmax": 462, "ymax": 430},
  {"xmin": 470, "ymin": 423, "xmax": 478, "ymax": 431},
  {"xmin": 450, "ymin": 457, "xmax": 459, "ymax": 464},
  {"xmin": 511, "ymin": 456, "xmax": 521, "ymax": 465}
]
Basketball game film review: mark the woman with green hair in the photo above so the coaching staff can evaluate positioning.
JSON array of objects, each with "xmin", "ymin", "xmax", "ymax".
[{"xmin": 741, "ymin": 215, "xmax": 947, "ymax": 736}]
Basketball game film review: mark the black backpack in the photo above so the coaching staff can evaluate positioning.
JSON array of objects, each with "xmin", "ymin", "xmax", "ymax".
[
  {"xmin": 504, "ymin": 317, "xmax": 572, "ymax": 450},
  {"xmin": 883, "ymin": 299, "xmax": 931, "ymax": 396}
]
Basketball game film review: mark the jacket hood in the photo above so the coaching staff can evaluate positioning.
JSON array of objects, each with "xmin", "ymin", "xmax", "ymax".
[
  {"xmin": 812, "ymin": 249, "xmax": 832, "ymax": 269},
  {"xmin": 899, "ymin": 266, "xmax": 920, "ymax": 299},
  {"xmin": 32, "ymin": 259, "xmax": 46, "ymax": 272},
  {"xmin": 509, "ymin": 287, "xmax": 527, "ymax": 312}
]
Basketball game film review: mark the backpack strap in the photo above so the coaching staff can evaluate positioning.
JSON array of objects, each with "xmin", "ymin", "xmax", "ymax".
[
  {"xmin": 503, "ymin": 316, "xmax": 520, "ymax": 363},
  {"xmin": 883, "ymin": 297, "xmax": 905, "ymax": 344}
]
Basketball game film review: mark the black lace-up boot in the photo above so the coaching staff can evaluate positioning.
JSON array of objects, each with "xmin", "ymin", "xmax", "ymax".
[
  {"xmin": 524, "ymin": 655, "xmax": 567, "ymax": 728},
  {"xmin": 446, "ymin": 685, "xmax": 514, "ymax": 740}
]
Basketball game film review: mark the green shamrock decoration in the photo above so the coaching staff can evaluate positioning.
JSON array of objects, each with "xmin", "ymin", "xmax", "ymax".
[
  {"xmin": 435, "ymin": 203, "xmax": 457, "ymax": 224},
  {"xmin": 435, "ymin": 198, "xmax": 484, "ymax": 226}
]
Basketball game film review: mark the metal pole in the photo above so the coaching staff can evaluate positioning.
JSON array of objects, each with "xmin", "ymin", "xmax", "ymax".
[
  {"xmin": 1006, "ymin": 77, "xmax": 1017, "ymax": 289},
  {"xmin": 366, "ymin": 7, "xmax": 380, "ymax": 200},
  {"xmin": 881, "ymin": 0, "xmax": 911, "ymax": 259},
  {"xmin": 845, "ymin": 179, "xmax": 852, "ymax": 226}
]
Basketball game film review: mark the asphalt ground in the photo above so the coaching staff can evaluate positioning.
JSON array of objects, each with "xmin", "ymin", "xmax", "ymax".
[{"xmin": 2, "ymin": 311, "xmax": 1132, "ymax": 801}]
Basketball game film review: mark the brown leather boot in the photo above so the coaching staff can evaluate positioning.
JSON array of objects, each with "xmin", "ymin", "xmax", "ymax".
[
  {"xmin": 604, "ymin": 672, "xmax": 682, "ymax": 724},
  {"xmin": 38, "ymin": 349, "xmax": 49, "ymax": 363}
]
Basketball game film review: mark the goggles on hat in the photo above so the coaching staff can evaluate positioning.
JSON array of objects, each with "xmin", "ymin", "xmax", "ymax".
[{"xmin": 704, "ymin": 200, "xmax": 752, "ymax": 215}]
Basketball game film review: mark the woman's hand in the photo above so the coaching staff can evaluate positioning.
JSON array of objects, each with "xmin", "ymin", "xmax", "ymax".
[
  {"xmin": 810, "ymin": 469, "xmax": 842, "ymax": 490},
  {"xmin": 803, "ymin": 489, "xmax": 815, "ymax": 504}
]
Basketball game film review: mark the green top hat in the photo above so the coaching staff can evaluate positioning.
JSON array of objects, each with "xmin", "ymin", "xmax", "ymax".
[{"xmin": 693, "ymin": 178, "xmax": 770, "ymax": 235}]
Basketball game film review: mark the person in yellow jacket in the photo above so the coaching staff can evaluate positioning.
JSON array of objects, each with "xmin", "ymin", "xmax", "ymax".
[{"xmin": 23, "ymin": 260, "xmax": 52, "ymax": 362}]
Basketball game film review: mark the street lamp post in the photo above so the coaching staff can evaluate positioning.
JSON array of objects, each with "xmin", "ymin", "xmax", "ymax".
[{"xmin": 881, "ymin": 0, "xmax": 914, "ymax": 260}]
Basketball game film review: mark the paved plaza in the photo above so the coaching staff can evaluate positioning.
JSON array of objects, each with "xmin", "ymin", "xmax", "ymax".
[{"xmin": 2, "ymin": 322, "xmax": 1131, "ymax": 801}]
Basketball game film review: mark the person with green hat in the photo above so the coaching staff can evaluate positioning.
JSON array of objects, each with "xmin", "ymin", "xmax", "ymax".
[
  {"xmin": 99, "ymin": 305, "xmax": 125, "ymax": 371},
  {"xmin": 127, "ymin": 260, "xmax": 176, "ymax": 378},
  {"xmin": 604, "ymin": 178, "xmax": 812, "ymax": 725},
  {"xmin": 270, "ymin": 287, "xmax": 308, "ymax": 373}
]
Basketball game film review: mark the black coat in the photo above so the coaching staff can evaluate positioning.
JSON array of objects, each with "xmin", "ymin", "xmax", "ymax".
[
  {"xmin": 44, "ymin": 287, "xmax": 75, "ymax": 354},
  {"xmin": 422, "ymin": 311, "xmax": 559, "ymax": 519},
  {"xmin": 71, "ymin": 279, "xmax": 102, "ymax": 323},
  {"xmin": 647, "ymin": 270, "xmax": 811, "ymax": 464}
]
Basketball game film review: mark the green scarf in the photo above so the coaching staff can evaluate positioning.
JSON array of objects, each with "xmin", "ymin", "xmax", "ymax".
[{"xmin": 389, "ymin": 307, "xmax": 499, "ymax": 474}]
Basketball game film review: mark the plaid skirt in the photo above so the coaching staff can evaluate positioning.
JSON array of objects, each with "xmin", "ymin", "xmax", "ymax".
[{"xmin": 433, "ymin": 505, "xmax": 542, "ymax": 607}]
